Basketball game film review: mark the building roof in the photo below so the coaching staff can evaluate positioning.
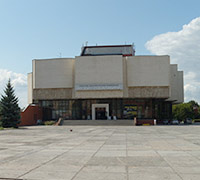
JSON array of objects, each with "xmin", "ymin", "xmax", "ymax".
[{"xmin": 80, "ymin": 44, "xmax": 135, "ymax": 56}]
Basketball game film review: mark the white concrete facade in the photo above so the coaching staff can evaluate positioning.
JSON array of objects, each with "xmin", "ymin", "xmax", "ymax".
[
  {"xmin": 127, "ymin": 56, "xmax": 170, "ymax": 87},
  {"xmin": 177, "ymin": 71, "xmax": 184, "ymax": 103},
  {"xmin": 27, "ymin": 73, "xmax": 33, "ymax": 104},
  {"xmin": 167, "ymin": 64, "xmax": 184, "ymax": 103},
  {"xmin": 33, "ymin": 58, "xmax": 74, "ymax": 89},
  {"xmin": 28, "ymin": 47, "xmax": 183, "ymax": 104},
  {"xmin": 75, "ymin": 55, "xmax": 123, "ymax": 87},
  {"xmin": 75, "ymin": 55, "xmax": 124, "ymax": 99}
]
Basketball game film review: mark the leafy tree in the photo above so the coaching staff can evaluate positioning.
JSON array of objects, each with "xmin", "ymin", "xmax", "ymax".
[
  {"xmin": 188, "ymin": 100, "xmax": 200, "ymax": 119},
  {"xmin": 172, "ymin": 100, "xmax": 200, "ymax": 121},
  {"xmin": 188, "ymin": 100, "xmax": 199, "ymax": 107},
  {"xmin": 0, "ymin": 79, "xmax": 20, "ymax": 128}
]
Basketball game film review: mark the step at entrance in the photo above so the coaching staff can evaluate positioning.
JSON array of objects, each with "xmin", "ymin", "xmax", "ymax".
[{"xmin": 62, "ymin": 120, "xmax": 134, "ymax": 126}]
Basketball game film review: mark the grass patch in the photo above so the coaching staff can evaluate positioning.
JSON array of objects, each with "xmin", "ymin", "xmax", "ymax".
[
  {"xmin": 44, "ymin": 121, "xmax": 55, "ymax": 126},
  {"xmin": 0, "ymin": 127, "xmax": 4, "ymax": 130}
]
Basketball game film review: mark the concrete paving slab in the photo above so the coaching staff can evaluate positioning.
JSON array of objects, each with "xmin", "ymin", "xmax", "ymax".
[
  {"xmin": 0, "ymin": 169, "xmax": 26, "ymax": 179},
  {"xmin": 34, "ymin": 163, "xmax": 83, "ymax": 172},
  {"xmin": 179, "ymin": 173, "xmax": 200, "ymax": 180},
  {"xmin": 66, "ymin": 150, "xmax": 97, "ymax": 157},
  {"xmin": 188, "ymin": 150, "xmax": 200, "ymax": 158},
  {"xmin": 127, "ymin": 144, "xmax": 153, "ymax": 150},
  {"xmin": 127, "ymin": 150, "xmax": 159, "ymax": 156},
  {"xmin": 126, "ymin": 156, "xmax": 169, "ymax": 167},
  {"xmin": 173, "ymin": 166, "xmax": 200, "ymax": 174},
  {"xmin": 128, "ymin": 166, "xmax": 174, "ymax": 173},
  {"xmin": 157, "ymin": 150, "xmax": 192, "ymax": 157},
  {"xmin": 164, "ymin": 156, "xmax": 200, "ymax": 167},
  {"xmin": 86, "ymin": 157, "xmax": 126, "ymax": 166},
  {"xmin": 52, "ymin": 155, "xmax": 92, "ymax": 166},
  {"xmin": 81, "ymin": 165, "xmax": 126, "ymax": 173},
  {"xmin": 73, "ymin": 172, "xmax": 127, "ymax": 180},
  {"xmin": 128, "ymin": 172, "xmax": 182, "ymax": 180},
  {"xmin": 99, "ymin": 145, "xmax": 126, "ymax": 150},
  {"xmin": 20, "ymin": 170, "xmax": 77, "ymax": 180},
  {"xmin": 0, "ymin": 125, "xmax": 200, "ymax": 180},
  {"xmin": 95, "ymin": 150, "xmax": 126, "ymax": 157}
]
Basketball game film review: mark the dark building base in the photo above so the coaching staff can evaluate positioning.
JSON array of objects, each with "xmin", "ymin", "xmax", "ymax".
[{"xmin": 36, "ymin": 98, "xmax": 172, "ymax": 122}]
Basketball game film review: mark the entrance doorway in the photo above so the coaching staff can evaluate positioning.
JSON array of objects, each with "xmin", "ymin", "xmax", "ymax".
[
  {"xmin": 92, "ymin": 104, "xmax": 109, "ymax": 120},
  {"xmin": 95, "ymin": 107, "xmax": 106, "ymax": 119}
]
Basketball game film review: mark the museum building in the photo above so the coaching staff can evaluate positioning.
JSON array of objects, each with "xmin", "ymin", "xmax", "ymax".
[{"xmin": 28, "ymin": 45, "xmax": 184, "ymax": 122}]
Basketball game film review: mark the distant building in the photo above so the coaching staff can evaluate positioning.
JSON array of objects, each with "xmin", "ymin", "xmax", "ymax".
[{"xmin": 28, "ymin": 45, "xmax": 183, "ymax": 122}]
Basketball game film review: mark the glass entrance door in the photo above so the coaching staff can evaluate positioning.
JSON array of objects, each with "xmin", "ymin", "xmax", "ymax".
[{"xmin": 95, "ymin": 107, "xmax": 106, "ymax": 120}]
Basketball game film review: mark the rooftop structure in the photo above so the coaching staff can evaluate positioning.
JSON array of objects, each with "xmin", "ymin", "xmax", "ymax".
[{"xmin": 80, "ymin": 44, "xmax": 135, "ymax": 56}]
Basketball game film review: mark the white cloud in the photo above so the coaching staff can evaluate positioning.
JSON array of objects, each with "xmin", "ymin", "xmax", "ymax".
[
  {"xmin": 146, "ymin": 17, "xmax": 200, "ymax": 103},
  {"xmin": 0, "ymin": 69, "xmax": 27, "ymax": 108}
]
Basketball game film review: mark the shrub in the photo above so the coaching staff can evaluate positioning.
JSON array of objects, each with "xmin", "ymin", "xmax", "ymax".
[
  {"xmin": 44, "ymin": 121, "xmax": 55, "ymax": 126},
  {"xmin": 194, "ymin": 119, "xmax": 200, "ymax": 122}
]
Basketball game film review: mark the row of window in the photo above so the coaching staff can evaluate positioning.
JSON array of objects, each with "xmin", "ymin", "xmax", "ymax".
[{"xmin": 39, "ymin": 99, "xmax": 172, "ymax": 120}]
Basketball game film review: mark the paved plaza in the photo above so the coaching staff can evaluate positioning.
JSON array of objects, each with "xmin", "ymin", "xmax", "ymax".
[{"xmin": 0, "ymin": 125, "xmax": 200, "ymax": 180}]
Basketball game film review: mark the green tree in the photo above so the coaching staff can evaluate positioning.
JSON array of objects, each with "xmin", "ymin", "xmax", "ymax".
[
  {"xmin": 172, "ymin": 101, "xmax": 200, "ymax": 121},
  {"xmin": 188, "ymin": 100, "xmax": 200, "ymax": 119},
  {"xmin": 188, "ymin": 100, "xmax": 199, "ymax": 107},
  {"xmin": 0, "ymin": 79, "xmax": 20, "ymax": 128}
]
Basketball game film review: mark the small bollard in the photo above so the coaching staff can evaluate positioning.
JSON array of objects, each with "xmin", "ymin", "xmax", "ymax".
[{"xmin": 133, "ymin": 117, "xmax": 137, "ymax": 126}]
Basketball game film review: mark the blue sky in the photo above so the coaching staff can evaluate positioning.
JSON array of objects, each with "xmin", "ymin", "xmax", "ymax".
[{"xmin": 0, "ymin": 0, "xmax": 200, "ymax": 107}]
